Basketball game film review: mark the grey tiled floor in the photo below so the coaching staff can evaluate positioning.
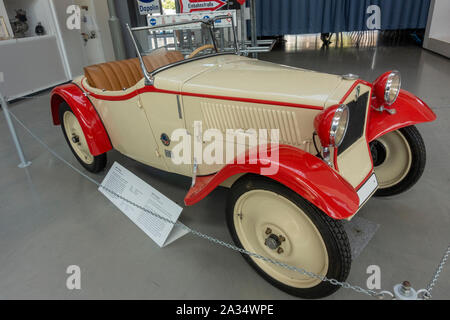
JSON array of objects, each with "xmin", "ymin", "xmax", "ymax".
[{"xmin": 0, "ymin": 37, "xmax": 449, "ymax": 299}]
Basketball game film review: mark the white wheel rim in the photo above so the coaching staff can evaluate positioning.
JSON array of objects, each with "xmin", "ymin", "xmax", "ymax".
[
  {"xmin": 63, "ymin": 111, "xmax": 94, "ymax": 165},
  {"xmin": 233, "ymin": 190, "xmax": 329, "ymax": 288},
  {"xmin": 373, "ymin": 130, "xmax": 412, "ymax": 189}
]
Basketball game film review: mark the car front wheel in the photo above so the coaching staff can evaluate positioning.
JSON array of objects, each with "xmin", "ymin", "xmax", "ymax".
[
  {"xmin": 226, "ymin": 176, "xmax": 351, "ymax": 299},
  {"xmin": 59, "ymin": 102, "xmax": 107, "ymax": 173},
  {"xmin": 370, "ymin": 125, "xmax": 426, "ymax": 197}
]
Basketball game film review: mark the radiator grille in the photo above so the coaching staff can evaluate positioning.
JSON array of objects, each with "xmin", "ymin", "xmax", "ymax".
[
  {"xmin": 337, "ymin": 92, "xmax": 369, "ymax": 155},
  {"xmin": 200, "ymin": 102, "xmax": 303, "ymax": 146}
]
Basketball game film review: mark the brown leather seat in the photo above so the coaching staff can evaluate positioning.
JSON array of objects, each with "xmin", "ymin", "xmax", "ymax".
[{"xmin": 84, "ymin": 49, "xmax": 184, "ymax": 91}]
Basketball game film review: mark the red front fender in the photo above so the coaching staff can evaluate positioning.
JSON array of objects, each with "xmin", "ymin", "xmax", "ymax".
[
  {"xmin": 185, "ymin": 145, "xmax": 359, "ymax": 220},
  {"xmin": 50, "ymin": 83, "xmax": 112, "ymax": 156},
  {"xmin": 367, "ymin": 89, "xmax": 436, "ymax": 142}
]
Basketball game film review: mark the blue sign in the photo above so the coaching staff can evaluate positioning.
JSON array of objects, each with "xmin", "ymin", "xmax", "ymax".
[
  {"xmin": 150, "ymin": 18, "xmax": 157, "ymax": 26},
  {"xmin": 137, "ymin": 0, "xmax": 160, "ymax": 15}
]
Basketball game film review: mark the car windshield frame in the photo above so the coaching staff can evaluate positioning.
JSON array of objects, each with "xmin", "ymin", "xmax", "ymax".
[{"xmin": 127, "ymin": 15, "xmax": 240, "ymax": 85}]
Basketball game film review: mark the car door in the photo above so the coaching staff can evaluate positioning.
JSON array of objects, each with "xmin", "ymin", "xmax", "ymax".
[
  {"xmin": 82, "ymin": 79, "xmax": 167, "ymax": 171},
  {"xmin": 139, "ymin": 89, "xmax": 193, "ymax": 177}
]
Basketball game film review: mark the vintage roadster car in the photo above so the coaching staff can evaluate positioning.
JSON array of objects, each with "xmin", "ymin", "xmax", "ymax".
[{"xmin": 50, "ymin": 17, "xmax": 436, "ymax": 299}]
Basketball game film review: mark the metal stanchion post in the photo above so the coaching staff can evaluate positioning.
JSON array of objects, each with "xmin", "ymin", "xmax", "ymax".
[
  {"xmin": 0, "ymin": 92, "xmax": 32, "ymax": 168},
  {"xmin": 240, "ymin": 3, "xmax": 246, "ymax": 51},
  {"xmin": 250, "ymin": 0, "xmax": 257, "ymax": 58},
  {"xmin": 107, "ymin": 0, "xmax": 127, "ymax": 61}
]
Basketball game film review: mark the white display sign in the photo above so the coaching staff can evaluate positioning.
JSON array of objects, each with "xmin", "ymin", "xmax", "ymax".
[
  {"xmin": 179, "ymin": 0, "xmax": 227, "ymax": 13},
  {"xmin": 99, "ymin": 162, "xmax": 188, "ymax": 247},
  {"xmin": 137, "ymin": 0, "xmax": 161, "ymax": 15},
  {"xmin": 147, "ymin": 10, "xmax": 236, "ymax": 30}
]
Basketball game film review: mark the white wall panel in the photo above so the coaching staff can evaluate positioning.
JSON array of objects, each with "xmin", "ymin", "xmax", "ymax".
[
  {"xmin": 424, "ymin": 0, "xmax": 450, "ymax": 58},
  {"xmin": 0, "ymin": 35, "xmax": 67, "ymax": 100}
]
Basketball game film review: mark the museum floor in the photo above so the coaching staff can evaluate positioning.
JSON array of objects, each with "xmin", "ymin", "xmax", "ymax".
[{"xmin": 1, "ymin": 33, "xmax": 449, "ymax": 299}]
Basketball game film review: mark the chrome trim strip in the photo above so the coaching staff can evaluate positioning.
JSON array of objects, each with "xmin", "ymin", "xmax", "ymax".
[
  {"xmin": 191, "ymin": 157, "xmax": 198, "ymax": 187},
  {"xmin": 176, "ymin": 95, "xmax": 182, "ymax": 119}
]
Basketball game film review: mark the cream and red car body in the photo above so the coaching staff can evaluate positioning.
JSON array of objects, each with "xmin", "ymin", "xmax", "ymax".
[{"xmin": 50, "ymin": 53, "xmax": 436, "ymax": 221}]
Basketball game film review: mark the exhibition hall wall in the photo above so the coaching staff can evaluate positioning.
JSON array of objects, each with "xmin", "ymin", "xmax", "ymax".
[
  {"xmin": 424, "ymin": 0, "xmax": 450, "ymax": 57},
  {"xmin": 0, "ymin": 0, "xmax": 115, "ymax": 100}
]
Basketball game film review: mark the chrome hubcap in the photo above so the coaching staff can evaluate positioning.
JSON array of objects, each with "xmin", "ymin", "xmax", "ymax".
[
  {"xmin": 265, "ymin": 234, "xmax": 282, "ymax": 250},
  {"xmin": 264, "ymin": 227, "xmax": 286, "ymax": 253},
  {"xmin": 71, "ymin": 135, "xmax": 80, "ymax": 144}
]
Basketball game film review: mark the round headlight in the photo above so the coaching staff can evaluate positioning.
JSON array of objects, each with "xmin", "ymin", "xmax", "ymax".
[
  {"xmin": 330, "ymin": 104, "xmax": 349, "ymax": 147},
  {"xmin": 384, "ymin": 71, "xmax": 401, "ymax": 105}
]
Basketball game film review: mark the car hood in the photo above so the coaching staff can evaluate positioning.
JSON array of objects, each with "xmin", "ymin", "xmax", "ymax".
[{"xmin": 154, "ymin": 54, "xmax": 352, "ymax": 108}]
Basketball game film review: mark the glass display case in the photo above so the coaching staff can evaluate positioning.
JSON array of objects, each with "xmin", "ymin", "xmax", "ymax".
[
  {"xmin": 0, "ymin": 0, "xmax": 67, "ymax": 100},
  {"xmin": 1, "ymin": 0, "xmax": 54, "ymax": 40}
]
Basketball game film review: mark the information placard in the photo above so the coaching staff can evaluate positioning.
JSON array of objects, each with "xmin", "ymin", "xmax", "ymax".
[{"xmin": 99, "ymin": 162, "xmax": 188, "ymax": 247}]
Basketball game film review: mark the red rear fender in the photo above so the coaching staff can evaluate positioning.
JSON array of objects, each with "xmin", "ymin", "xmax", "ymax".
[{"xmin": 50, "ymin": 83, "xmax": 112, "ymax": 156}]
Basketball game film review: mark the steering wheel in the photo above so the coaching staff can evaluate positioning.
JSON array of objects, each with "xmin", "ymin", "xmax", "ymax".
[{"xmin": 188, "ymin": 44, "xmax": 216, "ymax": 59}]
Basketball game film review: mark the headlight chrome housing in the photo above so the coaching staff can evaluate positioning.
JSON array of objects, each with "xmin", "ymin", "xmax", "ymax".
[
  {"xmin": 384, "ymin": 71, "xmax": 401, "ymax": 105},
  {"xmin": 314, "ymin": 104, "xmax": 350, "ymax": 149},
  {"xmin": 330, "ymin": 104, "xmax": 349, "ymax": 147},
  {"xmin": 374, "ymin": 70, "xmax": 401, "ymax": 106}
]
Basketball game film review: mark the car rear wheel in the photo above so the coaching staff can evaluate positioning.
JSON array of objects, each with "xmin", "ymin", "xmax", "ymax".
[
  {"xmin": 59, "ymin": 103, "xmax": 107, "ymax": 173},
  {"xmin": 226, "ymin": 176, "xmax": 351, "ymax": 299},
  {"xmin": 370, "ymin": 125, "xmax": 426, "ymax": 196}
]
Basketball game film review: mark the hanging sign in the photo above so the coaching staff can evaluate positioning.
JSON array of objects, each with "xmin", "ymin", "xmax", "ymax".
[
  {"xmin": 137, "ymin": 0, "xmax": 161, "ymax": 15},
  {"xmin": 236, "ymin": 0, "xmax": 246, "ymax": 4},
  {"xmin": 179, "ymin": 0, "xmax": 227, "ymax": 13}
]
